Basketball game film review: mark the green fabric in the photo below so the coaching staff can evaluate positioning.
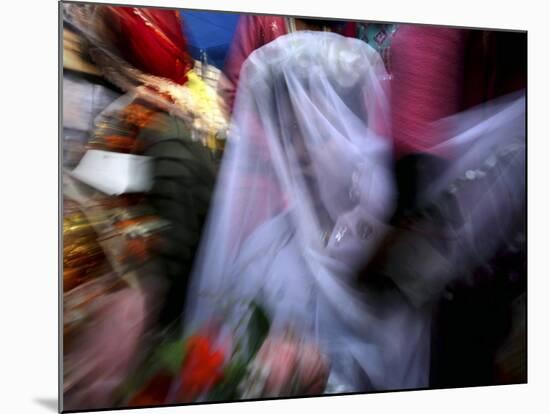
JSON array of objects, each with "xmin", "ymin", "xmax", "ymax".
[{"xmin": 138, "ymin": 113, "xmax": 217, "ymax": 327}]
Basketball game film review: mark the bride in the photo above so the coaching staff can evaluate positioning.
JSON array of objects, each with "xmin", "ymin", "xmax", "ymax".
[
  {"xmin": 182, "ymin": 30, "xmax": 525, "ymax": 394},
  {"xmin": 183, "ymin": 31, "xmax": 430, "ymax": 393}
]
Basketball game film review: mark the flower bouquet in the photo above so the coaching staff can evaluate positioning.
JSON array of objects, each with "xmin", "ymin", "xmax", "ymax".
[{"xmin": 121, "ymin": 302, "xmax": 330, "ymax": 407}]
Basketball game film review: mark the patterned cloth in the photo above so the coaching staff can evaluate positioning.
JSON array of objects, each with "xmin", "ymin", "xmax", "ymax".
[{"xmin": 357, "ymin": 23, "xmax": 398, "ymax": 73}]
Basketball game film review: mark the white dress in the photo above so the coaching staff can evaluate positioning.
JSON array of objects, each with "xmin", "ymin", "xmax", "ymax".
[{"xmin": 183, "ymin": 31, "xmax": 431, "ymax": 392}]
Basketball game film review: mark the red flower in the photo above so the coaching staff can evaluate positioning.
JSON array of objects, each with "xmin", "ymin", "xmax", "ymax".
[{"xmin": 179, "ymin": 335, "xmax": 225, "ymax": 401}]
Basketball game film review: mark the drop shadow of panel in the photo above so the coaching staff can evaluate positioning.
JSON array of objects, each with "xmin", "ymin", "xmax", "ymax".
[{"xmin": 34, "ymin": 398, "xmax": 58, "ymax": 412}]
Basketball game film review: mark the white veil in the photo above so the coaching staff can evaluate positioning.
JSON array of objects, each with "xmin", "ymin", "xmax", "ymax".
[
  {"xmin": 386, "ymin": 92, "xmax": 526, "ymax": 308},
  {"xmin": 184, "ymin": 32, "xmax": 431, "ymax": 392}
]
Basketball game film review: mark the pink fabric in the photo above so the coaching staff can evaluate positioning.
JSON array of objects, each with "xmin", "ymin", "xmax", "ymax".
[
  {"xmin": 390, "ymin": 26, "xmax": 467, "ymax": 159},
  {"xmin": 231, "ymin": 175, "xmax": 287, "ymax": 247},
  {"xmin": 220, "ymin": 17, "xmax": 358, "ymax": 113},
  {"xmin": 64, "ymin": 288, "xmax": 147, "ymax": 410},
  {"xmin": 220, "ymin": 16, "xmax": 288, "ymax": 113}
]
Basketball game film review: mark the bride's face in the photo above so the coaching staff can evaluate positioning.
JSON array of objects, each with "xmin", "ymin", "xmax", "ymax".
[
  {"xmin": 283, "ymin": 118, "xmax": 332, "ymax": 215},
  {"xmin": 279, "ymin": 108, "xmax": 315, "ymax": 178},
  {"xmin": 277, "ymin": 95, "xmax": 317, "ymax": 178},
  {"xmin": 273, "ymin": 75, "xmax": 345, "ymax": 220}
]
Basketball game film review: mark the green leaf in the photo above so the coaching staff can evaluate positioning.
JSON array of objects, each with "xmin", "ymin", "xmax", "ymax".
[
  {"xmin": 206, "ymin": 303, "xmax": 269, "ymax": 403},
  {"xmin": 243, "ymin": 302, "xmax": 270, "ymax": 362},
  {"xmin": 224, "ymin": 358, "xmax": 249, "ymax": 383},
  {"xmin": 207, "ymin": 358, "xmax": 249, "ymax": 402},
  {"xmin": 112, "ymin": 335, "xmax": 185, "ymax": 404},
  {"xmin": 154, "ymin": 340, "xmax": 187, "ymax": 375}
]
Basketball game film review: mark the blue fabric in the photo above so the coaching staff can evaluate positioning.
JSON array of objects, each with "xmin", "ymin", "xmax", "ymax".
[{"xmin": 179, "ymin": 10, "xmax": 240, "ymax": 69}]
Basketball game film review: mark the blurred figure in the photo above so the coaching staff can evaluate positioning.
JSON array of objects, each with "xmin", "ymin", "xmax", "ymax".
[
  {"xmin": 62, "ymin": 4, "xmax": 222, "ymax": 411},
  {"xmin": 137, "ymin": 113, "xmax": 217, "ymax": 328},
  {"xmin": 362, "ymin": 94, "xmax": 526, "ymax": 386},
  {"xmin": 392, "ymin": 27, "xmax": 526, "ymax": 388},
  {"xmin": 186, "ymin": 31, "xmax": 431, "ymax": 393},
  {"xmin": 66, "ymin": 3, "xmax": 220, "ymax": 330},
  {"xmin": 361, "ymin": 25, "xmax": 527, "ymax": 387}
]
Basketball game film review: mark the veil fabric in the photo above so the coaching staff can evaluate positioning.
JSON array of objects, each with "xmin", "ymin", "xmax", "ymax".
[
  {"xmin": 183, "ymin": 30, "xmax": 525, "ymax": 392},
  {"xmin": 184, "ymin": 32, "xmax": 430, "ymax": 392},
  {"xmin": 391, "ymin": 92, "xmax": 526, "ymax": 307}
]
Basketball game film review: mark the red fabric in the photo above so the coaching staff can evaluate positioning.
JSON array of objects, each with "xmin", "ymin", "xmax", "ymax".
[
  {"xmin": 342, "ymin": 21, "xmax": 358, "ymax": 37},
  {"xmin": 104, "ymin": 6, "xmax": 194, "ymax": 85},
  {"xmin": 390, "ymin": 26, "xmax": 467, "ymax": 159}
]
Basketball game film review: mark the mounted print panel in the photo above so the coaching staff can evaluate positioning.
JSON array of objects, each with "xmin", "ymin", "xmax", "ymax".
[{"xmin": 60, "ymin": 1, "xmax": 526, "ymax": 412}]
